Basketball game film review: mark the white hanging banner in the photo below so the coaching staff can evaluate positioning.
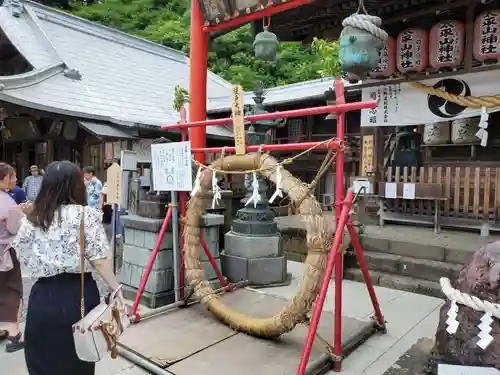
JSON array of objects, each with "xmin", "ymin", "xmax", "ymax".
[{"xmin": 361, "ymin": 70, "xmax": 500, "ymax": 127}]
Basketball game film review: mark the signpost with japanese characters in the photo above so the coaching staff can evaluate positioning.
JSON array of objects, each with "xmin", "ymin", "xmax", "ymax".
[
  {"xmin": 106, "ymin": 163, "xmax": 122, "ymax": 205},
  {"xmin": 361, "ymin": 135, "xmax": 374, "ymax": 176},
  {"xmin": 231, "ymin": 84, "xmax": 246, "ymax": 155},
  {"xmin": 151, "ymin": 141, "xmax": 193, "ymax": 191}
]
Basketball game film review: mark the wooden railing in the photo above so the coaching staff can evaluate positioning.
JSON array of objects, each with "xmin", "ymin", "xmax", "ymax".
[{"xmin": 385, "ymin": 165, "xmax": 500, "ymax": 221}]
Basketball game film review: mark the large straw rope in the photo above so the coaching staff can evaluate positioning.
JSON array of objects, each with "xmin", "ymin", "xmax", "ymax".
[
  {"xmin": 183, "ymin": 152, "xmax": 341, "ymax": 338},
  {"xmin": 409, "ymin": 81, "xmax": 500, "ymax": 109}
]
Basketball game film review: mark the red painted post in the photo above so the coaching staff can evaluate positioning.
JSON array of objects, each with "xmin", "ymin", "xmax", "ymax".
[
  {"xmin": 200, "ymin": 236, "xmax": 227, "ymax": 288},
  {"xmin": 178, "ymin": 129, "xmax": 188, "ymax": 299},
  {"xmin": 161, "ymin": 102, "xmax": 377, "ymax": 131},
  {"xmin": 333, "ymin": 77, "xmax": 346, "ymax": 372},
  {"xmin": 296, "ymin": 191, "xmax": 355, "ymax": 375},
  {"xmin": 130, "ymin": 205, "xmax": 173, "ymax": 319},
  {"xmin": 189, "ymin": 0, "xmax": 208, "ymax": 164},
  {"xmin": 347, "ymin": 223, "xmax": 385, "ymax": 327}
]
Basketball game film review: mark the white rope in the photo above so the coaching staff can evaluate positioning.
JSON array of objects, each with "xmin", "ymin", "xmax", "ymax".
[
  {"xmin": 440, "ymin": 277, "xmax": 500, "ymax": 318},
  {"xmin": 342, "ymin": 13, "xmax": 388, "ymax": 42}
]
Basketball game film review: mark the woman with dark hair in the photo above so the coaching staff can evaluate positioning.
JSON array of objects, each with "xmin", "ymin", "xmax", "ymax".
[
  {"xmin": 12, "ymin": 161, "xmax": 122, "ymax": 375},
  {"xmin": 0, "ymin": 162, "xmax": 26, "ymax": 353}
]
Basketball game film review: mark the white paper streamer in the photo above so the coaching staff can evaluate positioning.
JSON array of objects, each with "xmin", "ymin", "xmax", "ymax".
[
  {"xmin": 191, "ymin": 166, "xmax": 202, "ymax": 197},
  {"xmin": 477, "ymin": 312, "xmax": 494, "ymax": 350},
  {"xmin": 211, "ymin": 171, "xmax": 221, "ymax": 209},
  {"xmin": 245, "ymin": 172, "xmax": 261, "ymax": 208},
  {"xmin": 446, "ymin": 300, "xmax": 459, "ymax": 334},
  {"xmin": 269, "ymin": 165, "xmax": 283, "ymax": 204},
  {"xmin": 476, "ymin": 107, "xmax": 489, "ymax": 147}
]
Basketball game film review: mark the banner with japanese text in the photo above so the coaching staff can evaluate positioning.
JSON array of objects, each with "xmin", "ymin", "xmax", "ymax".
[{"xmin": 360, "ymin": 70, "xmax": 500, "ymax": 127}]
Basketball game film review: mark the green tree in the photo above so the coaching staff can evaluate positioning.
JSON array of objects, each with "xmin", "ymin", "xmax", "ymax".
[{"xmin": 67, "ymin": 0, "xmax": 336, "ymax": 90}]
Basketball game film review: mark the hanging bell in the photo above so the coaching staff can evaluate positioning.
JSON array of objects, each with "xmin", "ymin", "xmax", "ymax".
[
  {"xmin": 253, "ymin": 26, "xmax": 279, "ymax": 61},
  {"xmin": 339, "ymin": 13, "xmax": 388, "ymax": 76}
]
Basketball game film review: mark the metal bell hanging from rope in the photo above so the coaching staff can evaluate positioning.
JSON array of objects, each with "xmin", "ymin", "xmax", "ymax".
[
  {"xmin": 339, "ymin": 0, "xmax": 389, "ymax": 75},
  {"xmin": 253, "ymin": 16, "xmax": 279, "ymax": 62}
]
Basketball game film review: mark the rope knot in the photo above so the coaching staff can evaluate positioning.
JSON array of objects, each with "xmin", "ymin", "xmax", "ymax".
[{"xmin": 342, "ymin": 13, "xmax": 388, "ymax": 42}]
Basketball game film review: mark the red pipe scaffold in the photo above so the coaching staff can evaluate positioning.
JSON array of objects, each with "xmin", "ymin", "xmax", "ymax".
[
  {"xmin": 192, "ymin": 139, "xmax": 343, "ymax": 155},
  {"xmin": 161, "ymin": 101, "xmax": 377, "ymax": 131}
]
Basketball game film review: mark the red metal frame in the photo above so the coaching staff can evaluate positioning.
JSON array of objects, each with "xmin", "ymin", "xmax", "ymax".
[
  {"xmin": 162, "ymin": 102, "xmax": 376, "ymax": 131},
  {"xmin": 129, "ymin": 2, "xmax": 386, "ymax": 373}
]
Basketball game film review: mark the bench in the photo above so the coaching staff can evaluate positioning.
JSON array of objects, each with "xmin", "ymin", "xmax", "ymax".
[{"xmin": 377, "ymin": 182, "xmax": 447, "ymax": 234}]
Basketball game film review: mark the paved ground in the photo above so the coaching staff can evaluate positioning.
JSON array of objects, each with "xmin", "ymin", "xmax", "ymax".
[{"xmin": 3, "ymin": 260, "xmax": 443, "ymax": 375}]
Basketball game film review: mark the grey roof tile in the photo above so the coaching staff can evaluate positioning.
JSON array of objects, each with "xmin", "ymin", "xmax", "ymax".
[{"xmin": 0, "ymin": 0, "xmax": 233, "ymax": 137}]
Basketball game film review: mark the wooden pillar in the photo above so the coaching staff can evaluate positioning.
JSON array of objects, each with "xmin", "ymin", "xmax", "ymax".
[
  {"xmin": 47, "ymin": 139, "xmax": 55, "ymax": 165},
  {"xmin": 374, "ymin": 127, "xmax": 385, "ymax": 192},
  {"xmin": 21, "ymin": 141, "xmax": 29, "ymax": 180},
  {"xmin": 361, "ymin": 126, "xmax": 384, "ymax": 192},
  {"xmin": 464, "ymin": 2, "xmax": 476, "ymax": 71}
]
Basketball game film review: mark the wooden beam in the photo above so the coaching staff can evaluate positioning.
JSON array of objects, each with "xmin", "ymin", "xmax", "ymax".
[
  {"xmin": 464, "ymin": 1, "xmax": 477, "ymax": 70},
  {"xmin": 343, "ymin": 64, "xmax": 500, "ymax": 93},
  {"xmin": 384, "ymin": 0, "xmax": 475, "ymax": 24}
]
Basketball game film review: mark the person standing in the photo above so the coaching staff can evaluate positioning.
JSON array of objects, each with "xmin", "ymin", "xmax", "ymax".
[
  {"xmin": 83, "ymin": 166, "xmax": 103, "ymax": 210},
  {"xmin": 12, "ymin": 161, "xmax": 122, "ymax": 375},
  {"xmin": 0, "ymin": 163, "xmax": 27, "ymax": 353},
  {"xmin": 23, "ymin": 165, "xmax": 43, "ymax": 202}
]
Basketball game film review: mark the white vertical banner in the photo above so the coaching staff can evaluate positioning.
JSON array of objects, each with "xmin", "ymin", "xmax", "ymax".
[{"xmin": 361, "ymin": 70, "xmax": 500, "ymax": 127}]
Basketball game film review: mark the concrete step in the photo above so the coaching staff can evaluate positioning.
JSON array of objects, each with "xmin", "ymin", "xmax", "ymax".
[
  {"xmin": 344, "ymin": 268, "xmax": 444, "ymax": 299},
  {"xmin": 360, "ymin": 235, "xmax": 474, "ymax": 265},
  {"xmin": 359, "ymin": 250, "xmax": 463, "ymax": 283}
]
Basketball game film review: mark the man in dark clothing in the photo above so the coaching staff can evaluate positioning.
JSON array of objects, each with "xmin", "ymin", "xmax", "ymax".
[{"xmin": 8, "ymin": 185, "xmax": 26, "ymax": 205}]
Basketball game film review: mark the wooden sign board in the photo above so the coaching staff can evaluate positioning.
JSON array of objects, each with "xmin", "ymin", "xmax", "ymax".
[
  {"xmin": 361, "ymin": 135, "xmax": 374, "ymax": 176},
  {"xmin": 231, "ymin": 84, "xmax": 246, "ymax": 155},
  {"xmin": 106, "ymin": 163, "xmax": 122, "ymax": 205}
]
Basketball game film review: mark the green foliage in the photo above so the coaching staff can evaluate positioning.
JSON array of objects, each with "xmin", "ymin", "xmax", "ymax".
[
  {"xmin": 173, "ymin": 85, "xmax": 190, "ymax": 112},
  {"xmin": 311, "ymin": 37, "xmax": 341, "ymax": 78},
  {"xmin": 66, "ymin": 0, "xmax": 338, "ymax": 90}
]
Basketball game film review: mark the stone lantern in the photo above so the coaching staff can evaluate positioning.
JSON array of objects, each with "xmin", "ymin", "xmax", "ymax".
[{"xmin": 221, "ymin": 83, "xmax": 290, "ymax": 287}]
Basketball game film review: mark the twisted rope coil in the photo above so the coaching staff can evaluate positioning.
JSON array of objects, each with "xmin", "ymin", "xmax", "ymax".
[
  {"xmin": 342, "ymin": 13, "xmax": 388, "ymax": 42},
  {"xmin": 440, "ymin": 277, "xmax": 500, "ymax": 318},
  {"xmin": 409, "ymin": 82, "xmax": 500, "ymax": 109},
  {"xmin": 183, "ymin": 152, "xmax": 345, "ymax": 338}
]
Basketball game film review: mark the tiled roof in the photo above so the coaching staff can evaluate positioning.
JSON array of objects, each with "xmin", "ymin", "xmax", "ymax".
[
  {"xmin": 207, "ymin": 77, "xmax": 362, "ymax": 113},
  {"xmin": 0, "ymin": 0, "xmax": 233, "ymax": 138}
]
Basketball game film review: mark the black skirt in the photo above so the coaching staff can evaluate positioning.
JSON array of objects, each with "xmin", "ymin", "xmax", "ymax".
[
  {"xmin": 0, "ymin": 248, "xmax": 22, "ymax": 322},
  {"xmin": 24, "ymin": 273, "xmax": 101, "ymax": 375}
]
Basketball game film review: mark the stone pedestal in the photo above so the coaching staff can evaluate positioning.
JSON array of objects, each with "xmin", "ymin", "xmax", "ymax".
[
  {"xmin": 120, "ymin": 213, "xmax": 225, "ymax": 308},
  {"xmin": 221, "ymin": 173, "xmax": 290, "ymax": 288}
]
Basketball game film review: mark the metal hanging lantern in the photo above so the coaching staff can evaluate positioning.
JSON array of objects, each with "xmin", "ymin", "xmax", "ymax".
[
  {"xmin": 339, "ymin": 0, "xmax": 388, "ymax": 75},
  {"xmin": 254, "ymin": 24, "xmax": 279, "ymax": 61}
]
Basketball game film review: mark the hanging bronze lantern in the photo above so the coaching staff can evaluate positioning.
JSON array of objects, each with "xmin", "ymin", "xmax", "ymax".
[
  {"xmin": 253, "ymin": 26, "xmax": 279, "ymax": 61},
  {"xmin": 338, "ymin": 2, "xmax": 389, "ymax": 75}
]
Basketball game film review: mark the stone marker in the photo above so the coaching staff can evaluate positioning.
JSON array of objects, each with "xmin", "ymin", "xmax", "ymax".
[{"xmin": 427, "ymin": 242, "xmax": 500, "ymax": 373}]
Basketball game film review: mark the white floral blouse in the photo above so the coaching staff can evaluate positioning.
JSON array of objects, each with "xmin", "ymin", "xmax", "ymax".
[{"xmin": 12, "ymin": 205, "xmax": 109, "ymax": 279}]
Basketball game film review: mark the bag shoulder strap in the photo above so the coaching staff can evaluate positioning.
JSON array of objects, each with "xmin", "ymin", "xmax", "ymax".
[{"xmin": 79, "ymin": 206, "xmax": 85, "ymax": 320}]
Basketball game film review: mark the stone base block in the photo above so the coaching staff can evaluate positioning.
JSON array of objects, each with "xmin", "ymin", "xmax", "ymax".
[
  {"xmin": 220, "ymin": 252, "xmax": 290, "ymax": 287},
  {"xmin": 120, "ymin": 261, "xmax": 173, "ymax": 294},
  {"xmin": 122, "ymin": 284, "xmax": 175, "ymax": 309},
  {"xmin": 224, "ymin": 231, "xmax": 282, "ymax": 258},
  {"xmin": 123, "ymin": 244, "xmax": 173, "ymax": 270}
]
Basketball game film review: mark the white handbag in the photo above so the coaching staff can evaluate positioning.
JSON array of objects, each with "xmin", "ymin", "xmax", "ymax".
[{"xmin": 72, "ymin": 208, "xmax": 129, "ymax": 362}]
